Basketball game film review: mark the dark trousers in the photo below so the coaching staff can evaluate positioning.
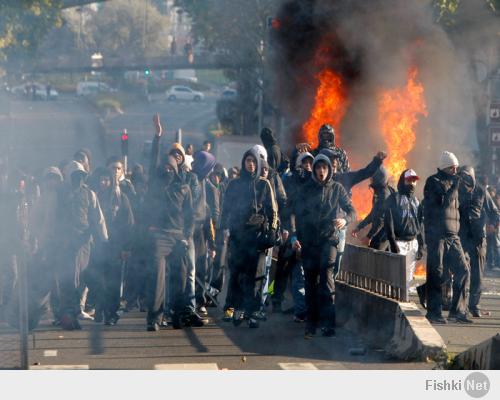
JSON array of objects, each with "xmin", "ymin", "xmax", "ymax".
[
  {"xmin": 227, "ymin": 237, "xmax": 265, "ymax": 315},
  {"xmin": 145, "ymin": 231, "xmax": 187, "ymax": 324},
  {"xmin": 463, "ymin": 238, "xmax": 486, "ymax": 311},
  {"xmin": 210, "ymin": 230, "xmax": 228, "ymax": 294},
  {"xmin": 426, "ymin": 235, "xmax": 470, "ymax": 317},
  {"xmin": 194, "ymin": 224, "xmax": 208, "ymax": 306},
  {"xmin": 302, "ymin": 242, "xmax": 337, "ymax": 330}
]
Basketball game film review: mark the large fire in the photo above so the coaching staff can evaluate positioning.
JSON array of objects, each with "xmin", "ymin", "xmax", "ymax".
[
  {"xmin": 351, "ymin": 68, "xmax": 428, "ymax": 221},
  {"xmin": 302, "ymin": 69, "xmax": 348, "ymax": 147},
  {"xmin": 378, "ymin": 67, "xmax": 428, "ymax": 182}
]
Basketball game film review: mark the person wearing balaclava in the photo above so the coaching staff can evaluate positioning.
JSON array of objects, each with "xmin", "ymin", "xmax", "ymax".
[
  {"xmin": 143, "ymin": 152, "xmax": 195, "ymax": 331},
  {"xmin": 458, "ymin": 166, "xmax": 500, "ymax": 318},
  {"xmin": 56, "ymin": 161, "xmax": 108, "ymax": 330},
  {"xmin": 191, "ymin": 150, "xmax": 217, "ymax": 318},
  {"xmin": 221, "ymin": 148, "xmax": 278, "ymax": 328},
  {"xmin": 423, "ymin": 151, "xmax": 471, "ymax": 324},
  {"xmin": 149, "ymin": 115, "xmax": 204, "ymax": 327},
  {"xmin": 260, "ymin": 127, "xmax": 281, "ymax": 171},
  {"xmin": 384, "ymin": 169, "xmax": 425, "ymax": 291},
  {"xmin": 290, "ymin": 154, "xmax": 356, "ymax": 338},
  {"xmin": 353, "ymin": 165, "xmax": 395, "ymax": 250},
  {"xmin": 311, "ymin": 124, "xmax": 350, "ymax": 173},
  {"xmin": 91, "ymin": 168, "xmax": 134, "ymax": 326}
]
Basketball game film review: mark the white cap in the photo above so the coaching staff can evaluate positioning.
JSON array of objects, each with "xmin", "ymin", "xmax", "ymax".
[
  {"xmin": 404, "ymin": 169, "xmax": 419, "ymax": 180},
  {"xmin": 439, "ymin": 151, "xmax": 459, "ymax": 170}
]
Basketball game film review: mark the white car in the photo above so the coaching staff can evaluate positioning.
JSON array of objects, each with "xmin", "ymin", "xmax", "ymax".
[
  {"xmin": 166, "ymin": 85, "xmax": 204, "ymax": 102},
  {"xmin": 76, "ymin": 81, "xmax": 116, "ymax": 96},
  {"xmin": 34, "ymin": 84, "xmax": 59, "ymax": 100}
]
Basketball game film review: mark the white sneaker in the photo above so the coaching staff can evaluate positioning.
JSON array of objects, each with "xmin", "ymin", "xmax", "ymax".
[{"xmin": 77, "ymin": 311, "xmax": 94, "ymax": 321}]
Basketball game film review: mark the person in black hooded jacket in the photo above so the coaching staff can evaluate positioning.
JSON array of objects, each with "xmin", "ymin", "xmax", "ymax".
[
  {"xmin": 260, "ymin": 127, "xmax": 281, "ymax": 172},
  {"xmin": 291, "ymin": 154, "xmax": 356, "ymax": 338},
  {"xmin": 384, "ymin": 169, "xmax": 425, "ymax": 291},
  {"xmin": 221, "ymin": 148, "xmax": 278, "ymax": 328},
  {"xmin": 144, "ymin": 147, "xmax": 194, "ymax": 331}
]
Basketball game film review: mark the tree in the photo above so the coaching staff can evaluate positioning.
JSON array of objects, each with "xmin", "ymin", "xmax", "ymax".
[{"xmin": 0, "ymin": 1, "xmax": 63, "ymax": 64}]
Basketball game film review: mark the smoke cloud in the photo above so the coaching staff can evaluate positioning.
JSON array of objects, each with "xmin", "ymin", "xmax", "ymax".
[{"xmin": 271, "ymin": 0, "xmax": 499, "ymax": 178}]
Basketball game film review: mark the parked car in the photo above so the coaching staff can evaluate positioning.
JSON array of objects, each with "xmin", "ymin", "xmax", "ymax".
[
  {"xmin": 220, "ymin": 88, "xmax": 237, "ymax": 100},
  {"xmin": 166, "ymin": 85, "xmax": 204, "ymax": 102},
  {"xmin": 9, "ymin": 83, "xmax": 58, "ymax": 100},
  {"xmin": 76, "ymin": 81, "xmax": 116, "ymax": 96}
]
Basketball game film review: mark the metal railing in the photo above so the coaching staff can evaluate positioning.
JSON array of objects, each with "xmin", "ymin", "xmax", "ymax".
[{"xmin": 337, "ymin": 244, "xmax": 410, "ymax": 302}]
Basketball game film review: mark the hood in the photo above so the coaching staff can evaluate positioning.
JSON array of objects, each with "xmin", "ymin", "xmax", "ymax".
[
  {"xmin": 212, "ymin": 163, "xmax": 228, "ymax": 180},
  {"xmin": 240, "ymin": 148, "xmax": 262, "ymax": 181},
  {"xmin": 295, "ymin": 152, "xmax": 314, "ymax": 169},
  {"xmin": 311, "ymin": 154, "xmax": 333, "ymax": 185},
  {"xmin": 160, "ymin": 153, "xmax": 179, "ymax": 175},
  {"xmin": 169, "ymin": 142, "xmax": 186, "ymax": 165},
  {"xmin": 260, "ymin": 127, "xmax": 277, "ymax": 147},
  {"xmin": 318, "ymin": 124, "xmax": 335, "ymax": 148},
  {"xmin": 43, "ymin": 166, "xmax": 63, "ymax": 182},
  {"xmin": 371, "ymin": 165, "xmax": 389, "ymax": 189},
  {"xmin": 252, "ymin": 144, "xmax": 268, "ymax": 161},
  {"xmin": 62, "ymin": 160, "xmax": 87, "ymax": 183},
  {"xmin": 459, "ymin": 165, "xmax": 476, "ymax": 190},
  {"xmin": 192, "ymin": 151, "xmax": 216, "ymax": 180}
]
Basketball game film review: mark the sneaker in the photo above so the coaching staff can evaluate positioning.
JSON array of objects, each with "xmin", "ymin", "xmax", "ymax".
[
  {"xmin": 294, "ymin": 312, "xmax": 306, "ymax": 323},
  {"xmin": 304, "ymin": 326, "xmax": 316, "ymax": 339},
  {"xmin": 450, "ymin": 313, "xmax": 473, "ymax": 324},
  {"xmin": 470, "ymin": 308, "xmax": 482, "ymax": 318},
  {"xmin": 186, "ymin": 311, "xmax": 208, "ymax": 327},
  {"xmin": 253, "ymin": 310, "xmax": 267, "ymax": 321},
  {"xmin": 197, "ymin": 306, "xmax": 208, "ymax": 318},
  {"xmin": 232, "ymin": 310, "xmax": 245, "ymax": 327},
  {"xmin": 426, "ymin": 314, "xmax": 447, "ymax": 324},
  {"xmin": 77, "ymin": 311, "xmax": 94, "ymax": 321},
  {"xmin": 146, "ymin": 322, "xmax": 160, "ymax": 332},
  {"xmin": 223, "ymin": 308, "xmax": 234, "ymax": 322},
  {"xmin": 321, "ymin": 327, "xmax": 336, "ymax": 337},
  {"xmin": 248, "ymin": 317, "xmax": 259, "ymax": 328}
]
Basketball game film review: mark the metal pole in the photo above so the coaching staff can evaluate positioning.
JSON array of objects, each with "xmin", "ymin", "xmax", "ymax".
[
  {"xmin": 16, "ymin": 254, "xmax": 29, "ymax": 370},
  {"xmin": 176, "ymin": 128, "xmax": 182, "ymax": 144},
  {"xmin": 123, "ymin": 155, "xmax": 128, "ymax": 176}
]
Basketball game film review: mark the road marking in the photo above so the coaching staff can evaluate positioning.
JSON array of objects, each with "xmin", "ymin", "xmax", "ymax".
[
  {"xmin": 43, "ymin": 350, "xmax": 57, "ymax": 357},
  {"xmin": 154, "ymin": 363, "xmax": 219, "ymax": 370},
  {"xmin": 278, "ymin": 363, "xmax": 318, "ymax": 370},
  {"xmin": 29, "ymin": 365, "xmax": 89, "ymax": 370}
]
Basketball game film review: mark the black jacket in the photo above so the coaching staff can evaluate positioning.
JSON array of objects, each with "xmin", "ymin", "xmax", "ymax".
[
  {"xmin": 333, "ymin": 156, "xmax": 382, "ymax": 193},
  {"xmin": 282, "ymin": 168, "xmax": 311, "ymax": 232},
  {"xmin": 384, "ymin": 170, "xmax": 424, "ymax": 253},
  {"xmin": 423, "ymin": 169, "xmax": 460, "ymax": 239},
  {"xmin": 293, "ymin": 155, "xmax": 356, "ymax": 248},
  {"xmin": 221, "ymin": 149, "xmax": 278, "ymax": 242},
  {"xmin": 260, "ymin": 128, "xmax": 282, "ymax": 171}
]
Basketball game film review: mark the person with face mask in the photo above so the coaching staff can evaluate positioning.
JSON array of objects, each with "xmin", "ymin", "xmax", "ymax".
[
  {"xmin": 56, "ymin": 161, "xmax": 108, "ymax": 330},
  {"xmin": 458, "ymin": 166, "xmax": 500, "ymax": 318},
  {"xmin": 221, "ymin": 148, "xmax": 278, "ymax": 328},
  {"xmin": 290, "ymin": 155, "xmax": 356, "ymax": 338},
  {"xmin": 144, "ymin": 152, "xmax": 195, "ymax": 331},
  {"xmin": 91, "ymin": 168, "xmax": 134, "ymax": 325},
  {"xmin": 352, "ymin": 165, "xmax": 395, "ymax": 250},
  {"xmin": 423, "ymin": 151, "xmax": 471, "ymax": 324},
  {"xmin": 311, "ymin": 124, "xmax": 350, "ymax": 173},
  {"xmin": 384, "ymin": 169, "xmax": 425, "ymax": 291}
]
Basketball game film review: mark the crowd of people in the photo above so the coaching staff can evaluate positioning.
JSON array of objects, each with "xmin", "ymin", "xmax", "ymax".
[{"xmin": 1, "ymin": 114, "xmax": 499, "ymax": 338}]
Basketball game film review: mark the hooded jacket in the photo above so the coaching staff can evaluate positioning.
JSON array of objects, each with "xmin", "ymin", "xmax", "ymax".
[
  {"xmin": 145, "ymin": 154, "xmax": 194, "ymax": 240},
  {"xmin": 221, "ymin": 148, "xmax": 278, "ymax": 241},
  {"xmin": 312, "ymin": 126, "xmax": 350, "ymax": 173},
  {"xmin": 458, "ymin": 166, "xmax": 500, "ymax": 244},
  {"xmin": 191, "ymin": 151, "xmax": 217, "ymax": 224},
  {"xmin": 293, "ymin": 155, "xmax": 356, "ymax": 247},
  {"xmin": 384, "ymin": 169, "xmax": 424, "ymax": 253},
  {"xmin": 423, "ymin": 168, "xmax": 461, "ymax": 239},
  {"xmin": 262, "ymin": 158, "xmax": 287, "ymax": 215},
  {"xmin": 356, "ymin": 166, "xmax": 395, "ymax": 240},
  {"xmin": 260, "ymin": 128, "xmax": 281, "ymax": 171}
]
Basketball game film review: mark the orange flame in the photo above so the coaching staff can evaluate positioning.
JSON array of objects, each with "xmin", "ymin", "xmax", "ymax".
[
  {"xmin": 301, "ymin": 69, "xmax": 348, "ymax": 147},
  {"xmin": 414, "ymin": 263, "xmax": 426, "ymax": 279},
  {"xmin": 378, "ymin": 67, "xmax": 428, "ymax": 182},
  {"xmin": 351, "ymin": 183, "xmax": 373, "ymax": 221}
]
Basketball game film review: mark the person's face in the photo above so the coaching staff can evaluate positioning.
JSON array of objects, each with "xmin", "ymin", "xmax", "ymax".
[
  {"xmin": 99, "ymin": 175, "xmax": 111, "ymax": 191},
  {"xmin": 186, "ymin": 145, "xmax": 194, "ymax": 155},
  {"xmin": 261, "ymin": 166, "xmax": 269, "ymax": 179},
  {"xmin": 109, "ymin": 162, "xmax": 123, "ymax": 181},
  {"xmin": 331, "ymin": 158, "xmax": 338, "ymax": 174},
  {"xmin": 302, "ymin": 158, "xmax": 312, "ymax": 172},
  {"xmin": 442, "ymin": 165, "xmax": 458, "ymax": 176},
  {"xmin": 77, "ymin": 155, "xmax": 90, "ymax": 173},
  {"xmin": 245, "ymin": 156, "xmax": 256, "ymax": 174},
  {"xmin": 314, "ymin": 162, "xmax": 329, "ymax": 183},
  {"xmin": 203, "ymin": 143, "xmax": 211, "ymax": 152},
  {"xmin": 404, "ymin": 178, "xmax": 418, "ymax": 189},
  {"xmin": 172, "ymin": 150, "xmax": 183, "ymax": 165}
]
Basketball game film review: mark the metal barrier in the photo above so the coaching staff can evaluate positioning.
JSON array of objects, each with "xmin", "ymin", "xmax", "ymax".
[{"xmin": 337, "ymin": 244, "xmax": 409, "ymax": 302}]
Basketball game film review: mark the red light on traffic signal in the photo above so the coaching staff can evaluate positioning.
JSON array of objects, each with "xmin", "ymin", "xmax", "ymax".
[{"xmin": 121, "ymin": 133, "xmax": 128, "ymax": 141}]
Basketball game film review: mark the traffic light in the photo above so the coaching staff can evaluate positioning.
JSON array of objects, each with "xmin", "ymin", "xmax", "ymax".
[
  {"xmin": 121, "ymin": 129, "xmax": 129, "ymax": 156},
  {"xmin": 144, "ymin": 68, "xmax": 151, "ymax": 77}
]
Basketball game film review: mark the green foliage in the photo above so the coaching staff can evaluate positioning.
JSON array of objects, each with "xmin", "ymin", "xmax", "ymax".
[
  {"xmin": 433, "ymin": 0, "xmax": 499, "ymax": 26},
  {"xmin": 0, "ymin": 1, "xmax": 63, "ymax": 62}
]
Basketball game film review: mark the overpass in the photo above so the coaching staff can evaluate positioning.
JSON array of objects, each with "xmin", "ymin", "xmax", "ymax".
[{"xmin": 17, "ymin": 54, "xmax": 253, "ymax": 74}]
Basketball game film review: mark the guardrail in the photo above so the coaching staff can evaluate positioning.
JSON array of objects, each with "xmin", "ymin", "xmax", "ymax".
[{"xmin": 337, "ymin": 244, "xmax": 409, "ymax": 302}]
